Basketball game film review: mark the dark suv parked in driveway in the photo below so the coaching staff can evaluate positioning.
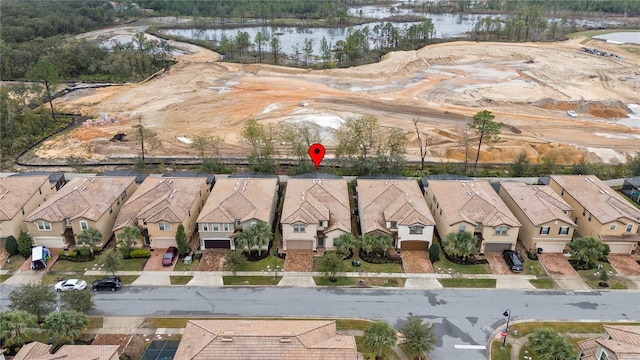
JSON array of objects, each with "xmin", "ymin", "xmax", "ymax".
[
  {"xmin": 503, "ymin": 250, "xmax": 524, "ymax": 272},
  {"xmin": 92, "ymin": 277, "xmax": 123, "ymax": 291}
]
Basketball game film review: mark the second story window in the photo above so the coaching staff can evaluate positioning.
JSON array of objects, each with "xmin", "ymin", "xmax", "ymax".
[
  {"xmin": 539, "ymin": 226, "xmax": 550, "ymax": 235},
  {"xmin": 293, "ymin": 223, "xmax": 306, "ymax": 233},
  {"xmin": 389, "ymin": 221, "xmax": 397, "ymax": 229},
  {"xmin": 409, "ymin": 225, "xmax": 424, "ymax": 234},
  {"xmin": 80, "ymin": 221, "xmax": 89, "ymax": 231},
  {"xmin": 223, "ymin": 223, "xmax": 230, "ymax": 232},
  {"xmin": 626, "ymin": 224, "xmax": 633, "ymax": 233},
  {"xmin": 495, "ymin": 226, "xmax": 508, "ymax": 235},
  {"xmin": 36, "ymin": 221, "xmax": 52, "ymax": 231},
  {"xmin": 609, "ymin": 224, "xmax": 616, "ymax": 230},
  {"xmin": 559, "ymin": 226, "xmax": 570, "ymax": 235},
  {"xmin": 158, "ymin": 222, "xmax": 171, "ymax": 231},
  {"xmin": 458, "ymin": 224, "xmax": 466, "ymax": 232}
]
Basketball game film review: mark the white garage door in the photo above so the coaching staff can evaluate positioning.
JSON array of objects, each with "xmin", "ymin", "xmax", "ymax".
[
  {"xmin": 33, "ymin": 236, "xmax": 65, "ymax": 248},
  {"xmin": 152, "ymin": 238, "xmax": 176, "ymax": 249},
  {"xmin": 536, "ymin": 242, "xmax": 567, "ymax": 253},
  {"xmin": 607, "ymin": 242, "xmax": 634, "ymax": 254}
]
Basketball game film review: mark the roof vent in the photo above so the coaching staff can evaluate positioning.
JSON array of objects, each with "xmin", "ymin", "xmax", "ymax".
[
  {"xmin": 169, "ymin": 194, "xmax": 174, "ymax": 199},
  {"xmin": 73, "ymin": 187, "xmax": 78, "ymax": 190},
  {"xmin": 280, "ymin": 338, "xmax": 292, "ymax": 343},
  {"xmin": 462, "ymin": 183, "xmax": 466, "ymax": 187},
  {"xmin": 470, "ymin": 183, "xmax": 475, "ymax": 187},
  {"xmin": 221, "ymin": 337, "xmax": 233, "ymax": 342},
  {"xmin": 318, "ymin": 180, "xmax": 321, "ymax": 184},
  {"xmin": 172, "ymin": 189, "xmax": 177, "ymax": 194},
  {"xmin": 242, "ymin": 186, "xmax": 246, "ymax": 191}
]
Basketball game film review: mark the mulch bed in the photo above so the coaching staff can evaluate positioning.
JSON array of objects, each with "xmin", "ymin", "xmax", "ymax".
[{"xmin": 197, "ymin": 250, "xmax": 228, "ymax": 271}]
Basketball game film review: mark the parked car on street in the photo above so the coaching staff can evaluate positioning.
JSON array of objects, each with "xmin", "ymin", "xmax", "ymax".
[
  {"xmin": 92, "ymin": 277, "xmax": 123, "ymax": 292},
  {"xmin": 55, "ymin": 279, "xmax": 88, "ymax": 292},
  {"xmin": 503, "ymin": 250, "xmax": 523, "ymax": 272},
  {"xmin": 162, "ymin": 247, "xmax": 179, "ymax": 266}
]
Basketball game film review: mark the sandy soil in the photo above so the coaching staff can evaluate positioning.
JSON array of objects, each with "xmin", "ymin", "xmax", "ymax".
[{"xmin": 42, "ymin": 31, "xmax": 640, "ymax": 164}]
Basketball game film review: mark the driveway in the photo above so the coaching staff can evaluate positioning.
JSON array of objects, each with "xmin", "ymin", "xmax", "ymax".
[
  {"xmin": 607, "ymin": 254, "xmax": 640, "ymax": 276},
  {"xmin": 400, "ymin": 250, "xmax": 433, "ymax": 273},
  {"xmin": 143, "ymin": 249, "xmax": 176, "ymax": 271},
  {"xmin": 284, "ymin": 250, "xmax": 314, "ymax": 272},
  {"xmin": 196, "ymin": 250, "xmax": 227, "ymax": 271},
  {"xmin": 19, "ymin": 248, "xmax": 62, "ymax": 271},
  {"xmin": 538, "ymin": 253, "xmax": 578, "ymax": 276},
  {"xmin": 485, "ymin": 252, "xmax": 513, "ymax": 275}
]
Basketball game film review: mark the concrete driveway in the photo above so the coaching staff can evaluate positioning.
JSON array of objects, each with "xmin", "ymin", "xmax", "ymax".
[
  {"xmin": 607, "ymin": 254, "xmax": 640, "ymax": 276},
  {"xmin": 143, "ymin": 249, "xmax": 175, "ymax": 271},
  {"xmin": 538, "ymin": 253, "xmax": 578, "ymax": 276}
]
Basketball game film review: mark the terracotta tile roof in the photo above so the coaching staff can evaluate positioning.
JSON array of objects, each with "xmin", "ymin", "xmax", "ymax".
[
  {"xmin": 500, "ymin": 182, "xmax": 576, "ymax": 226},
  {"xmin": 24, "ymin": 176, "xmax": 136, "ymax": 223},
  {"xmin": 596, "ymin": 339, "xmax": 640, "ymax": 359},
  {"xmin": 604, "ymin": 325, "xmax": 640, "ymax": 346},
  {"xmin": 281, "ymin": 179, "xmax": 351, "ymax": 233},
  {"xmin": 114, "ymin": 177, "xmax": 207, "ymax": 231},
  {"xmin": 357, "ymin": 179, "xmax": 434, "ymax": 234},
  {"xmin": 0, "ymin": 175, "xmax": 50, "ymax": 221},
  {"xmin": 197, "ymin": 178, "xmax": 278, "ymax": 224},
  {"xmin": 13, "ymin": 342, "xmax": 119, "ymax": 360},
  {"xmin": 550, "ymin": 175, "xmax": 640, "ymax": 224},
  {"xmin": 175, "ymin": 320, "xmax": 358, "ymax": 360},
  {"xmin": 577, "ymin": 338, "xmax": 599, "ymax": 359},
  {"xmin": 578, "ymin": 326, "xmax": 640, "ymax": 359},
  {"xmin": 427, "ymin": 180, "xmax": 521, "ymax": 227}
]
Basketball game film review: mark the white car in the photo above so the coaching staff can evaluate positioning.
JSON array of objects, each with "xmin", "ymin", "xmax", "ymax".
[
  {"xmin": 567, "ymin": 110, "xmax": 577, "ymax": 118},
  {"xmin": 54, "ymin": 279, "xmax": 88, "ymax": 292}
]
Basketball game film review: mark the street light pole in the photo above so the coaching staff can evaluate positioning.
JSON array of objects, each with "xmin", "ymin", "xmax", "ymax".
[{"xmin": 502, "ymin": 309, "xmax": 511, "ymax": 347}]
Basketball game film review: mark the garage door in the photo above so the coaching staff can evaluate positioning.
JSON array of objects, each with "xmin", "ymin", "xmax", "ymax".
[
  {"xmin": 153, "ymin": 238, "xmax": 176, "ymax": 249},
  {"xmin": 607, "ymin": 242, "xmax": 634, "ymax": 254},
  {"xmin": 484, "ymin": 242, "xmax": 512, "ymax": 252},
  {"xmin": 286, "ymin": 240, "xmax": 312, "ymax": 250},
  {"xmin": 33, "ymin": 236, "xmax": 65, "ymax": 249},
  {"xmin": 536, "ymin": 242, "xmax": 567, "ymax": 253},
  {"xmin": 401, "ymin": 240, "xmax": 430, "ymax": 251},
  {"xmin": 204, "ymin": 239, "xmax": 231, "ymax": 249}
]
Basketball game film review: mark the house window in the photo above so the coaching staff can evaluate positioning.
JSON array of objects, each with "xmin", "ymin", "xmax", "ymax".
[
  {"xmin": 117, "ymin": 198, "xmax": 120, "ymax": 206},
  {"xmin": 293, "ymin": 224, "xmax": 306, "ymax": 233},
  {"xmin": 439, "ymin": 209, "xmax": 442, "ymax": 216},
  {"xmin": 235, "ymin": 219, "xmax": 241, "ymax": 226},
  {"xmin": 626, "ymin": 224, "xmax": 633, "ymax": 233},
  {"xmin": 539, "ymin": 226, "xmax": 550, "ymax": 235},
  {"xmin": 201, "ymin": 223, "xmax": 209, "ymax": 231},
  {"xmin": 495, "ymin": 226, "xmax": 508, "ymax": 235},
  {"xmin": 609, "ymin": 224, "xmax": 616, "ymax": 230},
  {"xmin": 80, "ymin": 221, "xmax": 89, "ymax": 231},
  {"xmin": 251, "ymin": 221, "xmax": 257, "ymax": 228},
  {"xmin": 458, "ymin": 225, "xmax": 466, "ymax": 232},
  {"xmin": 559, "ymin": 226, "xmax": 570, "ymax": 235},
  {"xmin": 39, "ymin": 188, "xmax": 42, "ymax": 195},
  {"xmin": 588, "ymin": 214, "xmax": 592, "ymax": 222},
  {"xmin": 223, "ymin": 223, "xmax": 230, "ymax": 232},
  {"xmin": 599, "ymin": 351, "xmax": 607, "ymax": 360},
  {"xmin": 475, "ymin": 223, "xmax": 482, "ymax": 231},
  {"xmin": 409, "ymin": 225, "xmax": 424, "ymax": 234},
  {"xmin": 158, "ymin": 222, "xmax": 171, "ymax": 231},
  {"xmin": 212, "ymin": 223, "xmax": 220, "ymax": 231},
  {"xmin": 21, "ymin": 207, "xmax": 25, "ymax": 215},
  {"xmin": 432, "ymin": 195, "xmax": 436, "ymax": 202},
  {"xmin": 36, "ymin": 221, "xmax": 52, "ymax": 231},
  {"xmin": 561, "ymin": 189, "xmax": 564, "ymax": 196},
  {"xmin": 583, "ymin": 209, "xmax": 586, "ymax": 216},
  {"xmin": 389, "ymin": 221, "xmax": 397, "ymax": 229},
  {"xmin": 109, "ymin": 206, "xmax": 113, "ymax": 214},
  {"xmin": 317, "ymin": 237, "xmax": 324, "ymax": 247}
]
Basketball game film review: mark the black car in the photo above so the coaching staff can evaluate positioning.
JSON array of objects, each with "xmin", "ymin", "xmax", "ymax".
[
  {"xmin": 92, "ymin": 277, "xmax": 123, "ymax": 292},
  {"xmin": 503, "ymin": 250, "xmax": 524, "ymax": 272}
]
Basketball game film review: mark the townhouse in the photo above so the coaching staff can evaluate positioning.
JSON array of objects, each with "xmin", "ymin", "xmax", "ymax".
[
  {"xmin": 357, "ymin": 178, "xmax": 435, "ymax": 251},
  {"xmin": 424, "ymin": 180, "xmax": 521, "ymax": 253},
  {"xmin": 113, "ymin": 177, "xmax": 210, "ymax": 249},
  {"xmin": 24, "ymin": 176, "xmax": 137, "ymax": 249},
  {"xmin": 280, "ymin": 177, "xmax": 350, "ymax": 251},
  {"xmin": 577, "ymin": 325, "xmax": 640, "ymax": 360},
  {"xmin": 499, "ymin": 182, "xmax": 576, "ymax": 253},
  {"xmin": 548, "ymin": 175, "xmax": 640, "ymax": 254},
  {"xmin": 196, "ymin": 177, "xmax": 279, "ymax": 250},
  {"xmin": 0, "ymin": 174, "xmax": 56, "ymax": 242}
]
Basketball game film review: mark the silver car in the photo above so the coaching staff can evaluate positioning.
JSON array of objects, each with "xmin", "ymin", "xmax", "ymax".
[{"xmin": 54, "ymin": 279, "xmax": 88, "ymax": 292}]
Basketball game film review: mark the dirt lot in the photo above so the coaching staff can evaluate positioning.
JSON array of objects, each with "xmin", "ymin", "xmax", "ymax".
[
  {"xmin": 401, "ymin": 250, "xmax": 433, "ymax": 273},
  {"xmin": 485, "ymin": 252, "xmax": 515, "ymax": 275},
  {"xmin": 31, "ymin": 29, "xmax": 639, "ymax": 165},
  {"xmin": 196, "ymin": 249, "xmax": 227, "ymax": 271},
  {"xmin": 538, "ymin": 253, "xmax": 579, "ymax": 276},
  {"xmin": 607, "ymin": 254, "xmax": 640, "ymax": 276}
]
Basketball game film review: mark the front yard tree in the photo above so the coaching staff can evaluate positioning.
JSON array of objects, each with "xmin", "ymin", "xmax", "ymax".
[
  {"xmin": 529, "ymin": 328, "xmax": 573, "ymax": 360},
  {"xmin": 8, "ymin": 283, "xmax": 57, "ymax": 322},
  {"xmin": 318, "ymin": 251, "xmax": 346, "ymax": 282},
  {"xmin": 42, "ymin": 311, "xmax": 88, "ymax": 346},
  {"xmin": 334, "ymin": 233, "xmax": 357, "ymax": 259},
  {"xmin": 77, "ymin": 228, "xmax": 102, "ymax": 256},
  {"xmin": 251, "ymin": 222, "xmax": 272, "ymax": 256},
  {"xmin": 400, "ymin": 316, "xmax": 436, "ymax": 360},
  {"xmin": 175, "ymin": 224, "xmax": 189, "ymax": 257},
  {"xmin": 570, "ymin": 236, "xmax": 607, "ymax": 268},
  {"xmin": 99, "ymin": 248, "xmax": 123, "ymax": 276},
  {"xmin": 17, "ymin": 231, "xmax": 32, "ymax": 258},
  {"xmin": 234, "ymin": 231, "xmax": 253, "ymax": 254},
  {"xmin": 224, "ymin": 251, "xmax": 247, "ymax": 275},
  {"xmin": 117, "ymin": 226, "xmax": 141, "ymax": 251},
  {"xmin": 5, "ymin": 235, "xmax": 18, "ymax": 255},
  {"xmin": 442, "ymin": 231, "xmax": 478, "ymax": 262},
  {"xmin": 242, "ymin": 118, "xmax": 277, "ymax": 173},
  {"xmin": 359, "ymin": 234, "xmax": 377, "ymax": 257},
  {"xmin": 26, "ymin": 60, "xmax": 60, "ymax": 122},
  {"xmin": 469, "ymin": 109, "xmax": 500, "ymax": 171},
  {"xmin": 60, "ymin": 290, "xmax": 95, "ymax": 313},
  {"xmin": 0, "ymin": 310, "xmax": 36, "ymax": 348},
  {"xmin": 364, "ymin": 321, "xmax": 398, "ymax": 360}
]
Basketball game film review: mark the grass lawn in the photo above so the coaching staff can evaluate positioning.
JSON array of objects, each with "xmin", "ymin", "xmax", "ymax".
[
  {"xmin": 1, "ymin": 255, "xmax": 27, "ymax": 271},
  {"xmin": 509, "ymin": 321, "xmax": 640, "ymax": 338},
  {"xmin": 41, "ymin": 274, "xmax": 139, "ymax": 285},
  {"xmin": 87, "ymin": 317, "xmax": 104, "ymax": 328},
  {"xmin": 223, "ymin": 276, "xmax": 280, "ymax": 285},
  {"xmin": 520, "ymin": 336, "xmax": 590, "ymax": 359},
  {"xmin": 0, "ymin": 274, "xmax": 11, "ymax": 283},
  {"xmin": 439, "ymin": 278, "xmax": 496, "ymax": 288},
  {"xmin": 335, "ymin": 319, "xmax": 372, "ymax": 331},
  {"xmin": 173, "ymin": 258, "xmax": 200, "ymax": 271},
  {"xmin": 529, "ymin": 278, "xmax": 555, "ymax": 289},
  {"xmin": 344, "ymin": 255, "xmax": 404, "ymax": 273},
  {"xmin": 314, "ymin": 276, "xmax": 357, "ymax": 286},
  {"xmin": 576, "ymin": 260, "xmax": 616, "ymax": 277},
  {"xmin": 432, "ymin": 242, "xmax": 490, "ymax": 274},
  {"xmin": 355, "ymin": 336, "xmax": 399, "ymax": 360},
  {"xmin": 119, "ymin": 258, "xmax": 148, "ymax": 271},
  {"xmin": 240, "ymin": 255, "xmax": 285, "ymax": 272},
  {"xmin": 582, "ymin": 278, "xmax": 627, "ymax": 289},
  {"xmin": 523, "ymin": 258, "xmax": 547, "ymax": 276},
  {"xmin": 50, "ymin": 257, "xmax": 147, "ymax": 272},
  {"xmin": 491, "ymin": 341, "xmax": 511, "ymax": 360},
  {"xmin": 170, "ymin": 275, "xmax": 193, "ymax": 285}
]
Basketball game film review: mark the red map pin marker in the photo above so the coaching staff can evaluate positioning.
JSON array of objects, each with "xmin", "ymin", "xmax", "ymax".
[{"xmin": 308, "ymin": 143, "xmax": 325, "ymax": 169}]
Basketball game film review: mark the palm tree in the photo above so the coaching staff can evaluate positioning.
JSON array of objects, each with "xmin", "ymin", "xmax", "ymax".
[
  {"xmin": 442, "ymin": 231, "xmax": 478, "ymax": 261},
  {"xmin": 42, "ymin": 311, "xmax": 88, "ymax": 346},
  {"xmin": 359, "ymin": 234, "xmax": 377, "ymax": 257},
  {"xmin": 377, "ymin": 234, "xmax": 395, "ymax": 255},
  {"xmin": 529, "ymin": 328, "xmax": 573, "ymax": 360},
  {"xmin": 252, "ymin": 222, "xmax": 273, "ymax": 256},
  {"xmin": 117, "ymin": 226, "xmax": 141, "ymax": 250},
  {"xmin": 234, "ymin": 231, "xmax": 252, "ymax": 253},
  {"xmin": 76, "ymin": 228, "xmax": 102, "ymax": 255},
  {"xmin": 570, "ymin": 236, "xmax": 607, "ymax": 268},
  {"xmin": 364, "ymin": 321, "xmax": 398, "ymax": 359},
  {"xmin": 0, "ymin": 310, "xmax": 36, "ymax": 347},
  {"xmin": 400, "ymin": 316, "xmax": 436, "ymax": 360},
  {"xmin": 334, "ymin": 233, "xmax": 357, "ymax": 259}
]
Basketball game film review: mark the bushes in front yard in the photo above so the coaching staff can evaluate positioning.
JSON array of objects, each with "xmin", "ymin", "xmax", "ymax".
[
  {"xmin": 429, "ymin": 244, "xmax": 440, "ymax": 262},
  {"xmin": 129, "ymin": 249, "xmax": 151, "ymax": 258}
]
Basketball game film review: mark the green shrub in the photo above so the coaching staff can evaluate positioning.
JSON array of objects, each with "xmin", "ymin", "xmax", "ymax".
[
  {"xmin": 194, "ymin": 252, "xmax": 203, "ymax": 260},
  {"xmin": 119, "ymin": 248, "xmax": 131, "ymax": 259},
  {"xmin": 5, "ymin": 235, "xmax": 18, "ymax": 255},
  {"xmin": 77, "ymin": 247, "xmax": 91, "ymax": 257},
  {"xmin": 429, "ymin": 244, "xmax": 440, "ymax": 262},
  {"xmin": 130, "ymin": 249, "xmax": 151, "ymax": 258},
  {"xmin": 17, "ymin": 232, "xmax": 32, "ymax": 258},
  {"xmin": 527, "ymin": 250, "xmax": 538, "ymax": 260},
  {"xmin": 67, "ymin": 251, "xmax": 77, "ymax": 258}
]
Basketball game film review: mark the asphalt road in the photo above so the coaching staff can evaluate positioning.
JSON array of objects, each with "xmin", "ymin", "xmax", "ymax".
[{"xmin": 2, "ymin": 286, "xmax": 638, "ymax": 360}]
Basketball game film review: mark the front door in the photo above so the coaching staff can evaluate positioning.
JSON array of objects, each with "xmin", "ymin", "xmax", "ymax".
[{"xmin": 317, "ymin": 236, "xmax": 324, "ymax": 247}]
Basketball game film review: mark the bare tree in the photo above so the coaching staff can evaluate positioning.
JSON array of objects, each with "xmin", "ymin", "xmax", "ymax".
[
  {"xmin": 413, "ymin": 118, "xmax": 428, "ymax": 170},
  {"xmin": 458, "ymin": 126, "xmax": 472, "ymax": 173},
  {"xmin": 132, "ymin": 115, "xmax": 159, "ymax": 166}
]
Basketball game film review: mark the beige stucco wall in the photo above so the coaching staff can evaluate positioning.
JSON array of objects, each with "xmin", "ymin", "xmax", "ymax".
[
  {"xmin": 282, "ymin": 223, "xmax": 318, "ymax": 250},
  {"xmin": 26, "ymin": 221, "xmax": 66, "ymax": 248},
  {"xmin": 1, "ymin": 180, "xmax": 55, "ymax": 240}
]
